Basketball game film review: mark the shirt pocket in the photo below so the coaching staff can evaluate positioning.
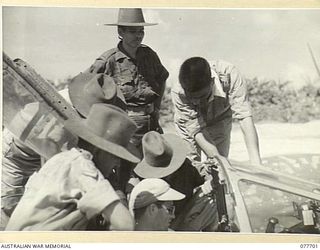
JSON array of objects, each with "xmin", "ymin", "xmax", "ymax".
[{"xmin": 113, "ymin": 60, "xmax": 136, "ymax": 85}]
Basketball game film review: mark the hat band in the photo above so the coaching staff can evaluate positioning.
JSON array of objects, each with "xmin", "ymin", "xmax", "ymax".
[
  {"xmin": 104, "ymin": 130, "xmax": 130, "ymax": 147},
  {"xmin": 144, "ymin": 144, "xmax": 173, "ymax": 168}
]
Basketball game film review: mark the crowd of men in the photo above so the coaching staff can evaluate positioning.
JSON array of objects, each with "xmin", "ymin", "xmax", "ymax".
[{"xmin": 1, "ymin": 8, "xmax": 262, "ymax": 231}]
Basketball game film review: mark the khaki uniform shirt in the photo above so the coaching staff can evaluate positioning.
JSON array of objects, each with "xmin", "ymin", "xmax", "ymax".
[
  {"xmin": 171, "ymin": 60, "xmax": 252, "ymax": 158},
  {"xmin": 89, "ymin": 43, "xmax": 169, "ymax": 107},
  {"xmin": 6, "ymin": 148, "xmax": 119, "ymax": 231}
]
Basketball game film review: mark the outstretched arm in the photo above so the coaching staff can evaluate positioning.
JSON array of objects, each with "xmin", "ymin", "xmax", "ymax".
[
  {"xmin": 195, "ymin": 132, "xmax": 222, "ymax": 158},
  {"xmin": 239, "ymin": 116, "xmax": 262, "ymax": 165}
]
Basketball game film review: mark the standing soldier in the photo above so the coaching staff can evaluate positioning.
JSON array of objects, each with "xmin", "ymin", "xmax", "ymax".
[{"xmin": 87, "ymin": 8, "xmax": 169, "ymax": 151}]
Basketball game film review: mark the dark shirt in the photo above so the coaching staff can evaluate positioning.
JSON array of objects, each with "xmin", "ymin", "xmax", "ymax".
[
  {"xmin": 130, "ymin": 158, "xmax": 204, "ymax": 216},
  {"xmin": 162, "ymin": 159, "xmax": 204, "ymax": 215}
]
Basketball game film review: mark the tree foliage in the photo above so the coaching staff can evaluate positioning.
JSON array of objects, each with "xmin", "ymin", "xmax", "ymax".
[
  {"xmin": 246, "ymin": 78, "xmax": 320, "ymax": 122},
  {"xmin": 158, "ymin": 77, "xmax": 320, "ymax": 126}
]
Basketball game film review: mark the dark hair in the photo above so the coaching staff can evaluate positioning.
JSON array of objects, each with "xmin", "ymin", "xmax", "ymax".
[
  {"xmin": 179, "ymin": 57, "xmax": 212, "ymax": 92},
  {"xmin": 118, "ymin": 26, "xmax": 127, "ymax": 32},
  {"xmin": 77, "ymin": 137, "xmax": 94, "ymax": 152},
  {"xmin": 117, "ymin": 26, "xmax": 126, "ymax": 40}
]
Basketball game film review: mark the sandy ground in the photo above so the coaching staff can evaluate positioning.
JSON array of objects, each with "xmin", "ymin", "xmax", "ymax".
[{"xmin": 229, "ymin": 120, "xmax": 320, "ymax": 162}]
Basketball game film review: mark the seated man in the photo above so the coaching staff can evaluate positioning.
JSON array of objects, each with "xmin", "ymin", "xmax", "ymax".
[
  {"xmin": 2, "ymin": 75, "xmax": 127, "ymax": 230},
  {"xmin": 5, "ymin": 103, "xmax": 140, "ymax": 231},
  {"xmin": 130, "ymin": 131, "xmax": 219, "ymax": 231},
  {"xmin": 1, "ymin": 102, "xmax": 78, "ymax": 230},
  {"xmin": 129, "ymin": 178, "xmax": 185, "ymax": 231}
]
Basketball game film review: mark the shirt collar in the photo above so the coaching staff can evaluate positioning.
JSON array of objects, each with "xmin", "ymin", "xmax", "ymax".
[
  {"xmin": 211, "ymin": 69, "xmax": 226, "ymax": 100},
  {"xmin": 114, "ymin": 42, "xmax": 131, "ymax": 61},
  {"xmin": 74, "ymin": 147, "xmax": 93, "ymax": 160},
  {"xmin": 172, "ymin": 69, "xmax": 226, "ymax": 102},
  {"xmin": 115, "ymin": 42, "xmax": 144, "ymax": 62}
]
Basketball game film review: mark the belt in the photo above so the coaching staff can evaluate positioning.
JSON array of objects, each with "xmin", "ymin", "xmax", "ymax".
[{"xmin": 127, "ymin": 103, "xmax": 155, "ymax": 116}]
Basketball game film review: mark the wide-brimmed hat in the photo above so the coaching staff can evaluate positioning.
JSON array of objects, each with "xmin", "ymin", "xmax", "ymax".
[
  {"xmin": 129, "ymin": 178, "xmax": 185, "ymax": 216},
  {"xmin": 134, "ymin": 131, "xmax": 188, "ymax": 178},
  {"xmin": 64, "ymin": 103, "xmax": 140, "ymax": 163},
  {"xmin": 68, "ymin": 73, "xmax": 126, "ymax": 117},
  {"xmin": 105, "ymin": 8, "xmax": 157, "ymax": 26}
]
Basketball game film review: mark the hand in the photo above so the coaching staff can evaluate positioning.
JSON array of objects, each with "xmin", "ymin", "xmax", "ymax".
[
  {"xmin": 196, "ymin": 186, "xmax": 215, "ymax": 205},
  {"xmin": 128, "ymin": 177, "xmax": 140, "ymax": 187},
  {"xmin": 199, "ymin": 180, "xmax": 214, "ymax": 197},
  {"xmin": 199, "ymin": 157, "xmax": 222, "ymax": 180},
  {"xmin": 151, "ymin": 109, "xmax": 163, "ymax": 134}
]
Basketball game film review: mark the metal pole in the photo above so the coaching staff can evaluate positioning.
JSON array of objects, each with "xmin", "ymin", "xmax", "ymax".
[{"xmin": 307, "ymin": 43, "xmax": 320, "ymax": 79}]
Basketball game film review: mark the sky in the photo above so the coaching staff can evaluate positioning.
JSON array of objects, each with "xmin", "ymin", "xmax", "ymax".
[{"xmin": 2, "ymin": 6, "xmax": 320, "ymax": 89}]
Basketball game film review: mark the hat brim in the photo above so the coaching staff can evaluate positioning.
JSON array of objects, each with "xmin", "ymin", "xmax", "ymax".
[
  {"xmin": 157, "ymin": 187, "xmax": 185, "ymax": 201},
  {"xmin": 69, "ymin": 73, "xmax": 127, "ymax": 117},
  {"xmin": 104, "ymin": 22, "xmax": 158, "ymax": 26},
  {"xmin": 64, "ymin": 118, "xmax": 140, "ymax": 163},
  {"xmin": 134, "ymin": 134, "xmax": 188, "ymax": 178},
  {"xmin": 69, "ymin": 73, "xmax": 97, "ymax": 117}
]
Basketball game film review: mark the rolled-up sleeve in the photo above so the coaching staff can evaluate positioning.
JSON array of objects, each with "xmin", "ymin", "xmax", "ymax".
[
  {"xmin": 77, "ymin": 160, "xmax": 120, "ymax": 220},
  {"xmin": 88, "ymin": 49, "xmax": 116, "ymax": 74},
  {"xmin": 228, "ymin": 66, "xmax": 252, "ymax": 120}
]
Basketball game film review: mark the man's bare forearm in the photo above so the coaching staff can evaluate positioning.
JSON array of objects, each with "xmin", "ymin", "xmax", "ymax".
[
  {"xmin": 195, "ymin": 132, "xmax": 221, "ymax": 158},
  {"xmin": 239, "ymin": 116, "xmax": 262, "ymax": 165}
]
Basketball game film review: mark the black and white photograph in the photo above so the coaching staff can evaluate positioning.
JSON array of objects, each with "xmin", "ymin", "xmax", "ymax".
[{"xmin": 1, "ymin": 4, "xmax": 320, "ymax": 237}]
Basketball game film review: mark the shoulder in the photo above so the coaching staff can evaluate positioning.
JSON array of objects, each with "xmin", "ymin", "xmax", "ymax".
[
  {"xmin": 211, "ymin": 59, "xmax": 236, "ymax": 74},
  {"xmin": 98, "ymin": 48, "xmax": 119, "ymax": 61},
  {"xmin": 171, "ymin": 83, "xmax": 189, "ymax": 104},
  {"xmin": 138, "ymin": 44, "xmax": 159, "ymax": 57},
  {"xmin": 140, "ymin": 44, "xmax": 155, "ymax": 52}
]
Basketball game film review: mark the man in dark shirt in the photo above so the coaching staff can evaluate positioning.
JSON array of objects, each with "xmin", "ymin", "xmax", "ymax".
[
  {"xmin": 87, "ymin": 8, "xmax": 169, "ymax": 150},
  {"xmin": 131, "ymin": 131, "xmax": 219, "ymax": 231}
]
